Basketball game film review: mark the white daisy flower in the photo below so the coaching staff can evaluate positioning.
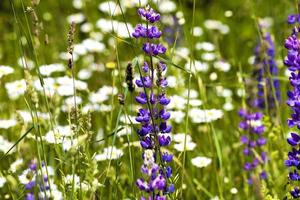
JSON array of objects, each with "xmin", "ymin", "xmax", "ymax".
[
  {"xmin": 186, "ymin": 60, "xmax": 209, "ymax": 73},
  {"xmin": 18, "ymin": 57, "xmax": 35, "ymax": 69},
  {"xmin": 123, "ymin": 0, "xmax": 147, "ymax": 7},
  {"xmin": 173, "ymin": 133, "xmax": 197, "ymax": 152},
  {"xmin": 5, "ymin": 79, "xmax": 26, "ymax": 100},
  {"xmin": 39, "ymin": 63, "xmax": 65, "ymax": 76},
  {"xmin": 219, "ymin": 24, "xmax": 230, "ymax": 34},
  {"xmin": 98, "ymin": 1, "xmax": 123, "ymax": 16},
  {"xmin": 230, "ymin": 187, "xmax": 238, "ymax": 194},
  {"xmin": 99, "ymin": 104, "xmax": 112, "ymax": 112},
  {"xmin": 0, "ymin": 119, "xmax": 17, "ymax": 129},
  {"xmin": 82, "ymin": 39, "xmax": 105, "ymax": 53},
  {"xmin": 166, "ymin": 76, "xmax": 177, "ymax": 88},
  {"xmin": 209, "ymin": 72, "xmax": 218, "ymax": 81},
  {"xmin": 73, "ymin": 43, "xmax": 87, "ymax": 56},
  {"xmin": 167, "ymin": 95, "xmax": 186, "ymax": 110},
  {"xmin": 18, "ymin": 169, "xmax": 33, "ymax": 184},
  {"xmin": 214, "ymin": 61, "xmax": 231, "ymax": 72},
  {"xmin": 175, "ymin": 47, "xmax": 190, "ymax": 60},
  {"xmin": 204, "ymin": 19, "xmax": 229, "ymax": 34},
  {"xmin": 201, "ymin": 52, "xmax": 216, "ymax": 61},
  {"xmin": 80, "ymin": 22, "xmax": 93, "ymax": 33},
  {"xmin": 78, "ymin": 69, "xmax": 92, "ymax": 80},
  {"xmin": 10, "ymin": 158, "xmax": 24, "ymax": 172},
  {"xmin": 170, "ymin": 110, "xmax": 185, "ymax": 123},
  {"xmin": 173, "ymin": 133, "xmax": 192, "ymax": 143},
  {"xmin": 96, "ymin": 19, "xmax": 134, "ymax": 38},
  {"xmin": 174, "ymin": 142, "xmax": 196, "ymax": 152},
  {"xmin": 189, "ymin": 108, "xmax": 223, "ymax": 123},
  {"xmin": 0, "ymin": 65, "xmax": 14, "ymax": 78},
  {"xmin": 195, "ymin": 42, "xmax": 215, "ymax": 51},
  {"xmin": 56, "ymin": 76, "xmax": 88, "ymax": 96},
  {"xmin": 224, "ymin": 10, "xmax": 233, "ymax": 17},
  {"xmin": 223, "ymin": 101, "xmax": 234, "ymax": 111},
  {"xmin": 73, "ymin": 0, "xmax": 83, "ymax": 9},
  {"xmin": 0, "ymin": 177, "xmax": 6, "ymax": 188},
  {"xmin": 183, "ymin": 89, "xmax": 199, "ymax": 99},
  {"xmin": 158, "ymin": 0, "xmax": 177, "ymax": 13},
  {"xmin": 191, "ymin": 156, "xmax": 212, "ymax": 168},
  {"xmin": 67, "ymin": 13, "xmax": 85, "ymax": 24},
  {"xmin": 44, "ymin": 126, "xmax": 72, "ymax": 144},
  {"xmin": 94, "ymin": 146, "xmax": 123, "ymax": 161},
  {"xmin": 192, "ymin": 26, "xmax": 203, "ymax": 37},
  {"xmin": 236, "ymin": 88, "xmax": 246, "ymax": 97}
]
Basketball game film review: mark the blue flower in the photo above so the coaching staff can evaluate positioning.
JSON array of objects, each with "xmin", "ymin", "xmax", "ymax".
[
  {"xmin": 132, "ymin": 5, "xmax": 173, "ymax": 199},
  {"xmin": 284, "ymin": 14, "xmax": 300, "ymax": 198},
  {"xmin": 239, "ymin": 109, "xmax": 268, "ymax": 184}
]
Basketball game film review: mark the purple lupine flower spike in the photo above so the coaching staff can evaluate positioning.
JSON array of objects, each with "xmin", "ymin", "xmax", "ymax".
[
  {"xmin": 284, "ymin": 13, "xmax": 300, "ymax": 198},
  {"xmin": 239, "ymin": 109, "xmax": 268, "ymax": 184},
  {"xmin": 132, "ymin": 5, "xmax": 174, "ymax": 199},
  {"xmin": 252, "ymin": 23, "xmax": 280, "ymax": 110}
]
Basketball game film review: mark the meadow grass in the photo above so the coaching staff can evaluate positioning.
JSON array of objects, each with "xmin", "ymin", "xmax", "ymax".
[{"xmin": 0, "ymin": 0, "xmax": 298, "ymax": 199}]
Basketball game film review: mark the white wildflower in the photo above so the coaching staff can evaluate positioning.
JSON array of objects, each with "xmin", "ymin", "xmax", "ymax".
[
  {"xmin": 204, "ymin": 19, "xmax": 229, "ymax": 34},
  {"xmin": 186, "ymin": 60, "xmax": 209, "ymax": 73},
  {"xmin": 98, "ymin": 1, "xmax": 122, "ymax": 16},
  {"xmin": 224, "ymin": 10, "xmax": 233, "ymax": 17},
  {"xmin": 191, "ymin": 156, "xmax": 212, "ymax": 168},
  {"xmin": 173, "ymin": 142, "xmax": 196, "ymax": 152},
  {"xmin": 173, "ymin": 133, "xmax": 192, "ymax": 143},
  {"xmin": 223, "ymin": 101, "xmax": 234, "ymax": 111},
  {"xmin": 167, "ymin": 95, "xmax": 186, "ymax": 110},
  {"xmin": 175, "ymin": 47, "xmax": 189, "ymax": 60},
  {"xmin": 189, "ymin": 99, "xmax": 203, "ymax": 107},
  {"xmin": 73, "ymin": 0, "xmax": 83, "ymax": 9},
  {"xmin": 167, "ymin": 76, "xmax": 177, "ymax": 88},
  {"xmin": 201, "ymin": 52, "xmax": 216, "ymax": 61},
  {"xmin": 0, "ymin": 65, "xmax": 14, "ymax": 78},
  {"xmin": 44, "ymin": 126, "xmax": 72, "ymax": 144},
  {"xmin": 173, "ymin": 133, "xmax": 197, "ymax": 152},
  {"xmin": 170, "ymin": 110, "xmax": 185, "ymax": 123},
  {"xmin": 73, "ymin": 43, "xmax": 87, "ymax": 56},
  {"xmin": 5, "ymin": 79, "xmax": 26, "ymax": 100},
  {"xmin": 195, "ymin": 42, "xmax": 215, "ymax": 51},
  {"xmin": 94, "ymin": 146, "xmax": 123, "ymax": 161},
  {"xmin": 67, "ymin": 13, "xmax": 85, "ymax": 24},
  {"xmin": 78, "ymin": 69, "xmax": 92, "ymax": 80},
  {"xmin": 209, "ymin": 72, "xmax": 218, "ymax": 81},
  {"xmin": 82, "ymin": 39, "xmax": 105, "ymax": 53},
  {"xmin": 123, "ymin": 0, "xmax": 147, "ymax": 7},
  {"xmin": 0, "ymin": 177, "xmax": 6, "ymax": 188},
  {"xmin": 39, "ymin": 63, "xmax": 65, "ymax": 76},
  {"xmin": 80, "ymin": 22, "xmax": 93, "ymax": 33},
  {"xmin": 189, "ymin": 108, "xmax": 223, "ymax": 123},
  {"xmin": 0, "ymin": 119, "xmax": 17, "ymax": 129},
  {"xmin": 230, "ymin": 187, "xmax": 238, "ymax": 194},
  {"xmin": 10, "ymin": 158, "xmax": 24, "ymax": 172},
  {"xmin": 18, "ymin": 57, "xmax": 34, "ymax": 69},
  {"xmin": 193, "ymin": 26, "xmax": 203, "ymax": 37},
  {"xmin": 0, "ymin": 135, "xmax": 14, "ymax": 153},
  {"xmin": 214, "ymin": 61, "xmax": 231, "ymax": 72},
  {"xmin": 158, "ymin": 0, "xmax": 177, "ymax": 13},
  {"xmin": 96, "ymin": 19, "xmax": 134, "ymax": 38},
  {"xmin": 183, "ymin": 89, "xmax": 199, "ymax": 99}
]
